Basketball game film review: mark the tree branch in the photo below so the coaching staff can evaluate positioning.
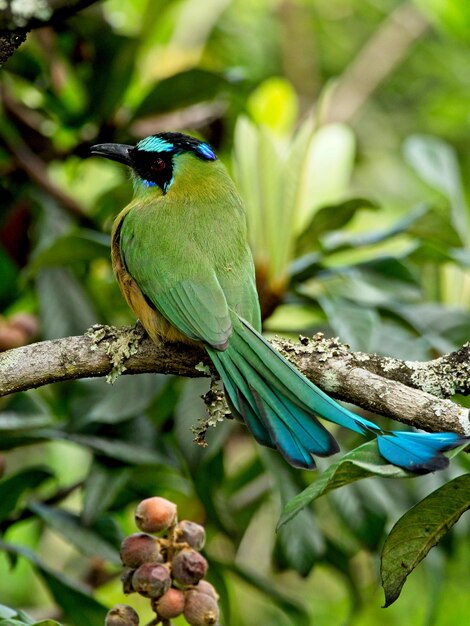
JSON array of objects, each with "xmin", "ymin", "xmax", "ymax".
[
  {"xmin": 0, "ymin": 325, "xmax": 469, "ymax": 436},
  {"xmin": 0, "ymin": 0, "xmax": 100, "ymax": 66},
  {"xmin": 325, "ymin": 3, "xmax": 429, "ymax": 124}
]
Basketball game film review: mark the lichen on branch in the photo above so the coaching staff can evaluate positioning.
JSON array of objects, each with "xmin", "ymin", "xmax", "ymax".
[{"xmin": 0, "ymin": 325, "xmax": 469, "ymax": 437}]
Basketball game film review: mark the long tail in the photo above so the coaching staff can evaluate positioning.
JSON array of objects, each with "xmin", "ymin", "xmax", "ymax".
[{"xmin": 207, "ymin": 316, "xmax": 467, "ymax": 472}]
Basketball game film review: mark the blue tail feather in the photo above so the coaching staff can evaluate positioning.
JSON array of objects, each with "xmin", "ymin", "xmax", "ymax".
[
  {"xmin": 377, "ymin": 431, "xmax": 465, "ymax": 472},
  {"xmin": 214, "ymin": 345, "xmax": 338, "ymax": 468},
  {"xmin": 207, "ymin": 314, "xmax": 468, "ymax": 473},
  {"xmin": 237, "ymin": 318, "xmax": 380, "ymax": 435},
  {"xmin": 226, "ymin": 347, "xmax": 337, "ymax": 457},
  {"xmin": 252, "ymin": 389, "xmax": 318, "ymax": 468},
  {"xmin": 209, "ymin": 348, "xmax": 275, "ymax": 449}
]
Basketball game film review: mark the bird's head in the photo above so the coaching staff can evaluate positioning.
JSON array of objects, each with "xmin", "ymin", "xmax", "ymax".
[{"xmin": 90, "ymin": 132, "xmax": 217, "ymax": 194}]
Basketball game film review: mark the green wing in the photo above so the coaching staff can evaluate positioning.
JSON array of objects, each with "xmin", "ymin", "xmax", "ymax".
[
  {"xmin": 154, "ymin": 279, "xmax": 232, "ymax": 349},
  {"xmin": 119, "ymin": 204, "xmax": 234, "ymax": 350}
]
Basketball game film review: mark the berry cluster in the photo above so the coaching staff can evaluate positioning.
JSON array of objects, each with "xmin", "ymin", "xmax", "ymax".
[{"xmin": 105, "ymin": 496, "xmax": 220, "ymax": 626}]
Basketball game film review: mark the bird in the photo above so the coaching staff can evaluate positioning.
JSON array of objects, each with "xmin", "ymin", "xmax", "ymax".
[{"xmin": 90, "ymin": 131, "xmax": 467, "ymax": 473}]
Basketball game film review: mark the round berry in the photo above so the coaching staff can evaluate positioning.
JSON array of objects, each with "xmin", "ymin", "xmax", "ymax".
[
  {"xmin": 194, "ymin": 580, "xmax": 219, "ymax": 601},
  {"xmin": 184, "ymin": 590, "xmax": 219, "ymax": 626},
  {"xmin": 120, "ymin": 533, "xmax": 162, "ymax": 568},
  {"xmin": 153, "ymin": 587, "xmax": 185, "ymax": 619},
  {"xmin": 172, "ymin": 548, "xmax": 208, "ymax": 586},
  {"xmin": 135, "ymin": 497, "xmax": 177, "ymax": 533},
  {"xmin": 105, "ymin": 604, "xmax": 139, "ymax": 626},
  {"xmin": 176, "ymin": 520, "xmax": 206, "ymax": 550},
  {"xmin": 132, "ymin": 563, "xmax": 171, "ymax": 599}
]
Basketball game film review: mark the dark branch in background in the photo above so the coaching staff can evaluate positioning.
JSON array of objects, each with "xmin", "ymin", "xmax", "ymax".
[
  {"xmin": 0, "ymin": 325, "xmax": 469, "ymax": 436},
  {"xmin": 0, "ymin": 0, "xmax": 100, "ymax": 66}
]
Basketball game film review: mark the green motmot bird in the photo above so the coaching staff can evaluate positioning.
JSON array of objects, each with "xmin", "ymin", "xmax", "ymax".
[{"xmin": 91, "ymin": 132, "xmax": 467, "ymax": 472}]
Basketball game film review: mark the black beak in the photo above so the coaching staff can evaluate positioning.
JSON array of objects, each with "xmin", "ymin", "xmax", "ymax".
[{"xmin": 90, "ymin": 143, "xmax": 134, "ymax": 166}]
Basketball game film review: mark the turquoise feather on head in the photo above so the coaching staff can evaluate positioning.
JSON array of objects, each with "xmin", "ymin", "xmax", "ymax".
[
  {"xmin": 91, "ymin": 132, "xmax": 217, "ymax": 194},
  {"xmin": 136, "ymin": 132, "xmax": 217, "ymax": 161}
]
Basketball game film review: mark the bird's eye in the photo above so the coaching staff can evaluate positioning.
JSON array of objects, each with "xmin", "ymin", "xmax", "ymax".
[{"xmin": 152, "ymin": 158, "xmax": 166, "ymax": 172}]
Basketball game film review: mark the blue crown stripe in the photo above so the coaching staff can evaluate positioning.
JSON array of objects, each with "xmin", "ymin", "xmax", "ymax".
[
  {"xmin": 137, "ymin": 137, "xmax": 174, "ymax": 152},
  {"xmin": 197, "ymin": 143, "xmax": 217, "ymax": 160}
]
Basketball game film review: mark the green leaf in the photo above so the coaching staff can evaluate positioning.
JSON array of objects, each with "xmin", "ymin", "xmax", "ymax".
[
  {"xmin": 82, "ymin": 459, "xmax": 131, "ymax": 525},
  {"xmin": 86, "ymin": 34, "xmax": 139, "ymax": 123},
  {"xmin": 32, "ymin": 621, "xmax": 62, "ymax": 626},
  {"xmin": 28, "ymin": 230, "xmax": 110, "ymax": 273},
  {"xmin": 0, "ymin": 413, "xmax": 53, "ymax": 432},
  {"xmin": 262, "ymin": 451, "xmax": 323, "ymax": 576},
  {"xmin": 404, "ymin": 135, "xmax": 469, "ymax": 244},
  {"xmin": 56, "ymin": 432, "xmax": 168, "ymax": 466},
  {"xmin": 278, "ymin": 441, "xmax": 409, "ymax": 530},
  {"xmin": 0, "ymin": 467, "xmax": 54, "ymax": 521},
  {"xmin": 296, "ymin": 197, "xmax": 378, "ymax": 256},
  {"xmin": 389, "ymin": 302, "xmax": 470, "ymax": 353},
  {"xmin": 0, "ymin": 541, "xmax": 107, "ymax": 626},
  {"xmin": 319, "ymin": 296, "xmax": 380, "ymax": 352},
  {"xmin": 133, "ymin": 69, "xmax": 232, "ymax": 118},
  {"xmin": 37, "ymin": 268, "xmax": 97, "ymax": 339},
  {"xmin": 8, "ymin": 611, "xmax": 33, "ymax": 625},
  {"xmin": 381, "ymin": 473, "xmax": 470, "ymax": 607},
  {"xmin": 293, "ymin": 123, "xmax": 356, "ymax": 235},
  {"xmin": 28, "ymin": 501, "xmax": 121, "ymax": 564},
  {"xmin": 0, "ymin": 608, "xmax": 17, "ymax": 620},
  {"xmin": 73, "ymin": 373, "xmax": 164, "ymax": 427}
]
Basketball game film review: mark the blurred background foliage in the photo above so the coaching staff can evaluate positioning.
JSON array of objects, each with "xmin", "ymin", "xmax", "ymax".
[{"xmin": 0, "ymin": 0, "xmax": 470, "ymax": 625}]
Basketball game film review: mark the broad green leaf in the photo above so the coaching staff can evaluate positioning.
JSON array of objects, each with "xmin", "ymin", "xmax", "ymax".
[
  {"xmin": 32, "ymin": 621, "xmax": 62, "ymax": 626},
  {"xmin": 390, "ymin": 302, "xmax": 470, "ymax": 353},
  {"xmin": 0, "ymin": 608, "xmax": 17, "ymax": 620},
  {"xmin": 0, "ymin": 467, "xmax": 54, "ymax": 521},
  {"xmin": 86, "ymin": 34, "xmax": 139, "ymax": 123},
  {"xmin": 404, "ymin": 135, "xmax": 469, "ymax": 244},
  {"xmin": 257, "ymin": 128, "xmax": 288, "ymax": 282},
  {"xmin": 82, "ymin": 459, "xmax": 131, "ymax": 525},
  {"xmin": 28, "ymin": 230, "xmax": 110, "ymax": 272},
  {"xmin": 319, "ymin": 296, "xmax": 380, "ymax": 352},
  {"xmin": 0, "ymin": 413, "xmax": 53, "ymax": 432},
  {"xmin": 262, "ymin": 451, "xmax": 323, "ymax": 576},
  {"xmin": 296, "ymin": 197, "xmax": 378, "ymax": 256},
  {"xmin": 381, "ymin": 473, "xmax": 470, "ymax": 606},
  {"xmin": 407, "ymin": 206, "xmax": 462, "ymax": 248},
  {"xmin": 57, "ymin": 432, "xmax": 167, "ymax": 466},
  {"xmin": 233, "ymin": 117, "xmax": 263, "ymax": 257},
  {"xmin": 0, "ymin": 541, "xmax": 107, "ymax": 626},
  {"xmin": 28, "ymin": 501, "xmax": 120, "ymax": 564},
  {"xmin": 37, "ymin": 268, "xmax": 97, "ymax": 339},
  {"xmin": 133, "ymin": 69, "xmax": 231, "ymax": 118},
  {"xmin": 278, "ymin": 442, "xmax": 409, "ymax": 530},
  {"xmin": 320, "ymin": 202, "xmax": 434, "ymax": 253},
  {"xmin": 294, "ymin": 123, "xmax": 356, "ymax": 235},
  {"xmin": 73, "ymin": 373, "xmax": 164, "ymax": 427}
]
